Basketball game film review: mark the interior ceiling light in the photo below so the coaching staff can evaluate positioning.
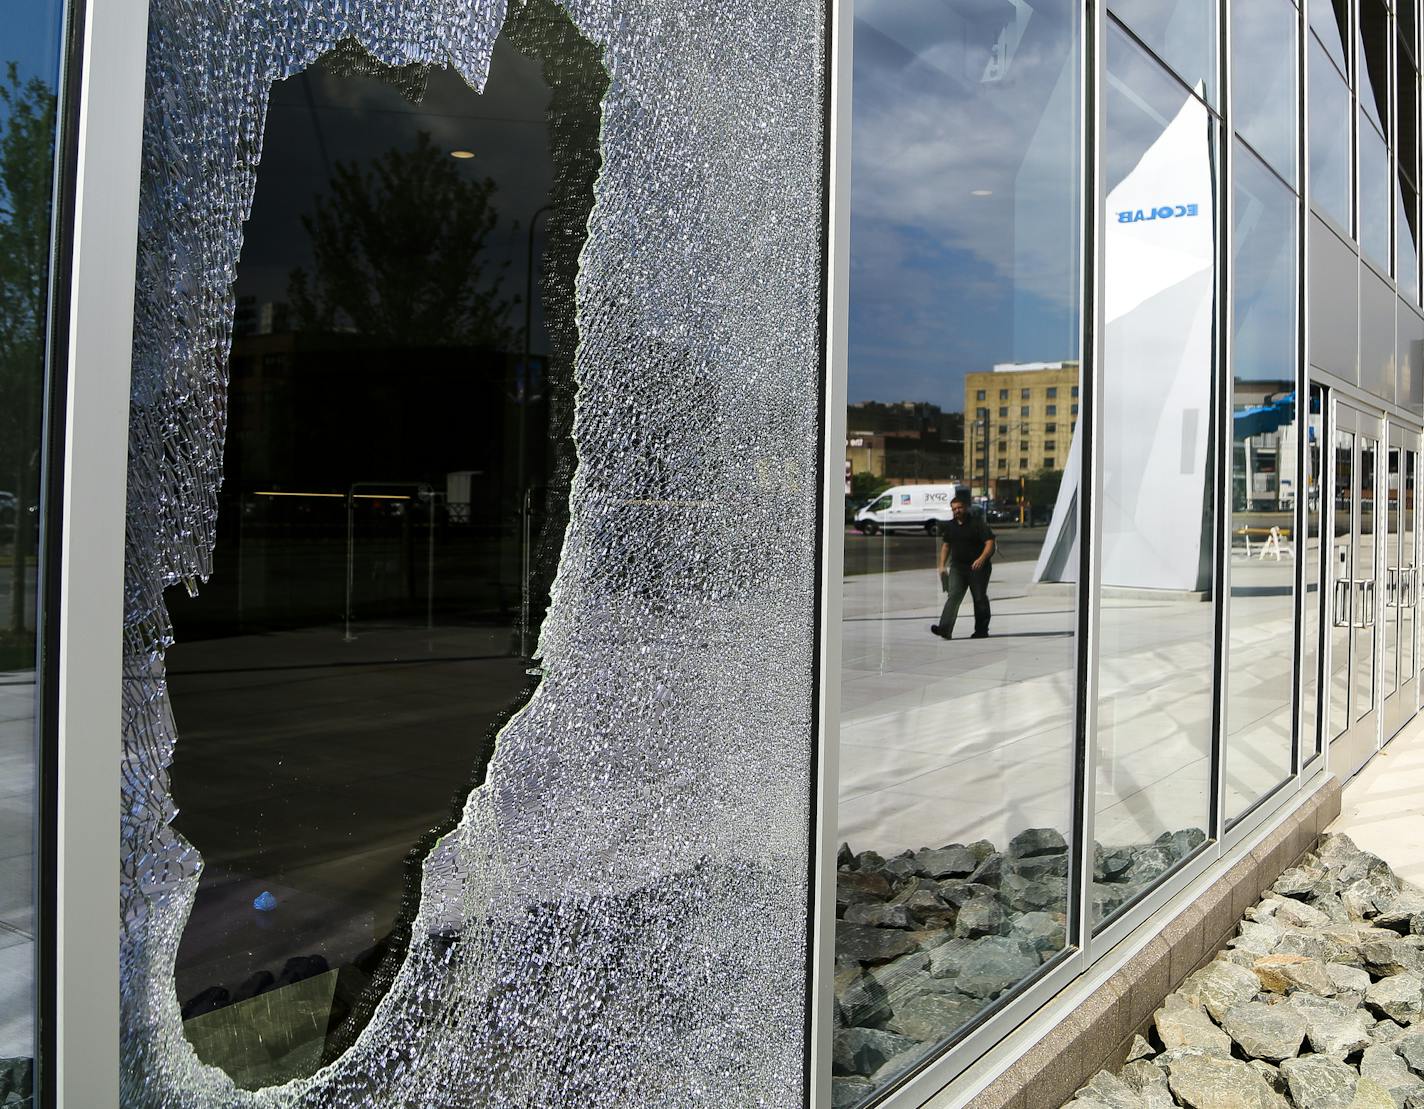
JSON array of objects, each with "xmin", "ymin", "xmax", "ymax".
[
  {"xmin": 450, "ymin": 149, "xmax": 475, "ymax": 159},
  {"xmin": 971, "ymin": 189, "xmax": 993, "ymax": 196}
]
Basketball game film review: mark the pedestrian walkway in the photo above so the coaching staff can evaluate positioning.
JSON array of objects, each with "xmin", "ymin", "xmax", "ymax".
[{"xmin": 1328, "ymin": 709, "xmax": 1424, "ymax": 887}]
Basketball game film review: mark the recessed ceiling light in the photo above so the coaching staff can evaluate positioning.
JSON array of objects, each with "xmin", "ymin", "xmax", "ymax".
[
  {"xmin": 450, "ymin": 150, "xmax": 475, "ymax": 159},
  {"xmin": 971, "ymin": 189, "xmax": 993, "ymax": 197}
]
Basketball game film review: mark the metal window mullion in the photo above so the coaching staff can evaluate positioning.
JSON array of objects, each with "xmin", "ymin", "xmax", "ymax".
[
  {"xmin": 1296, "ymin": 0, "xmax": 1311, "ymax": 779},
  {"xmin": 53, "ymin": 0, "xmax": 149, "ymax": 1104},
  {"xmin": 807, "ymin": 0, "xmax": 852, "ymax": 1103},
  {"xmin": 1214, "ymin": 0, "xmax": 1234, "ymax": 839},
  {"xmin": 1077, "ymin": 0, "xmax": 1107, "ymax": 960}
]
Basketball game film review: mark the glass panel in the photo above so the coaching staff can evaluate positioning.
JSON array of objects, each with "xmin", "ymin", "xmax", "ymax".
[
  {"xmin": 1400, "ymin": 178, "xmax": 1420, "ymax": 304},
  {"xmin": 837, "ymin": 0, "xmax": 1082, "ymax": 1094},
  {"xmin": 159, "ymin": 39, "xmax": 607, "ymax": 1085},
  {"xmin": 1360, "ymin": 116, "xmax": 1392, "ymax": 269},
  {"xmin": 1331, "ymin": 429, "xmax": 1355, "ymax": 741},
  {"xmin": 120, "ymin": 0, "xmax": 828, "ymax": 1100},
  {"xmin": 1405, "ymin": 448, "xmax": 1418, "ymax": 696},
  {"xmin": 1310, "ymin": 0, "xmax": 1351, "ymax": 76},
  {"xmin": 1310, "ymin": 39, "xmax": 1354, "ymax": 231},
  {"xmin": 1108, "ymin": 0, "xmax": 1217, "ymax": 104},
  {"xmin": 1387, "ymin": 444, "xmax": 1403, "ymax": 704},
  {"xmin": 1232, "ymin": 0, "xmax": 1300, "ymax": 187},
  {"xmin": 1360, "ymin": 0, "xmax": 1391, "ymax": 133},
  {"xmin": 1406, "ymin": 0, "xmax": 1419, "ymax": 65},
  {"xmin": 1225, "ymin": 144, "xmax": 1298, "ymax": 822},
  {"xmin": 1301, "ymin": 385, "xmax": 1326, "ymax": 761},
  {"xmin": 1096, "ymin": 25, "xmax": 1216, "ymax": 928},
  {"xmin": 1399, "ymin": 50, "xmax": 1419, "ymax": 189},
  {"xmin": 0, "ymin": 1, "xmax": 65, "ymax": 1094},
  {"xmin": 1356, "ymin": 438, "xmax": 1379, "ymax": 722}
]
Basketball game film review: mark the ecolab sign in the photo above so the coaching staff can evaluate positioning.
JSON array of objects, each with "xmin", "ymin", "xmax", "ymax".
[{"xmin": 1116, "ymin": 203, "xmax": 1199, "ymax": 223}]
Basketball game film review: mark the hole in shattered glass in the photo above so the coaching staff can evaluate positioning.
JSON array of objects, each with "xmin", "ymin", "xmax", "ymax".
[{"xmin": 163, "ymin": 10, "xmax": 605, "ymax": 1087}]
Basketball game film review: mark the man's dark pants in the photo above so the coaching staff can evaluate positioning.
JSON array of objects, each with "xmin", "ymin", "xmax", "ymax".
[{"xmin": 940, "ymin": 561, "xmax": 991, "ymax": 636}]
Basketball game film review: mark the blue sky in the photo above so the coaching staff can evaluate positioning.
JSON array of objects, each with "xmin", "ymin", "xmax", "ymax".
[{"xmin": 0, "ymin": 0, "xmax": 65, "ymax": 91}]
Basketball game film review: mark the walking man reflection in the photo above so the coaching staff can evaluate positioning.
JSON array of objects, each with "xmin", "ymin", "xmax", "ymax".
[{"xmin": 931, "ymin": 494, "xmax": 995, "ymax": 640}]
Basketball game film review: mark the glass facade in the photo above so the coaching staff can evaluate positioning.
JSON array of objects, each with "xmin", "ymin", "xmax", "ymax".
[
  {"xmin": 21, "ymin": 0, "xmax": 1424, "ymax": 1104},
  {"xmin": 836, "ymin": 0, "xmax": 1080, "ymax": 1098},
  {"xmin": 0, "ymin": 1, "xmax": 65, "ymax": 1100}
]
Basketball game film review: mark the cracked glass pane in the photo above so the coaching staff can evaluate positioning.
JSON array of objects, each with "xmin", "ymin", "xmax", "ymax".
[{"xmin": 121, "ymin": 0, "xmax": 825, "ymax": 1102}]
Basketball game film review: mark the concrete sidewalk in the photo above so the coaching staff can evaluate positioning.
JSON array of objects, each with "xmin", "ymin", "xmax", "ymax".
[{"xmin": 1328, "ymin": 709, "xmax": 1424, "ymax": 887}]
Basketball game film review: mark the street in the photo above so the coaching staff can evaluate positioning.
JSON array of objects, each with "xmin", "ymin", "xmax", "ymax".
[{"xmin": 843, "ymin": 525, "xmax": 1050, "ymax": 576}]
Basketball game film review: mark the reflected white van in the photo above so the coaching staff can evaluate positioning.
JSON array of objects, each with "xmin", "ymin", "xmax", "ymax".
[{"xmin": 853, "ymin": 484, "xmax": 965, "ymax": 535}]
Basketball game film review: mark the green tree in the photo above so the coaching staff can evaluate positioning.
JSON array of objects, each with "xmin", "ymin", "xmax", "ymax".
[
  {"xmin": 0, "ymin": 64, "xmax": 56, "ymax": 641},
  {"xmin": 288, "ymin": 130, "xmax": 515, "ymax": 348}
]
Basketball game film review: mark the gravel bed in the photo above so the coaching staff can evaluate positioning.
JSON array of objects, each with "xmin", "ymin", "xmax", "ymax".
[{"xmin": 1064, "ymin": 833, "xmax": 1424, "ymax": 1109}]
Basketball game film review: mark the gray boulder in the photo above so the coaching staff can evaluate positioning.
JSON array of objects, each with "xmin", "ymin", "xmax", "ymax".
[
  {"xmin": 914, "ymin": 845, "xmax": 979, "ymax": 880},
  {"xmin": 1279, "ymin": 1054, "xmax": 1360, "ymax": 1109},
  {"xmin": 1275, "ymin": 865, "xmax": 1333, "ymax": 901},
  {"xmin": 1361, "ymin": 1043, "xmax": 1424, "ymax": 1106},
  {"xmin": 1010, "ymin": 911, "xmax": 1067, "ymax": 955},
  {"xmin": 1008, "ymin": 827, "xmax": 1067, "ymax": 858},
  {"xmin": 929, "ymin": 936, "xmax": 1039, "ymax": 999},
  {"xmin": 1252, "ymin": 954, "xmax": 1336, "ymax": 996},
  {"xmin": 1287, "ymin": 992, "xmax": 1374, "ymax": 1056},
  {"xmin": 843, "ymin": 902, "xmax": 915, "ymax": 930},
  {"xmin": 837, "ymin": 922, "xmax": 919, "ymax": 965},
  {"xmin": 886, "ymin": 985, "xmax": 981, "ymax": 1042},
  {"xmin": 954, "ymin": 896, "xmax": 1006, "ymax": 939},
  {"xmin": 1181, "ymin": 959, "xmax": 1264, "ymax": 1022},
  {"xmin": 832, "ymin": 1027, "xmax": 920, "ymax": 1077},
  {"xmin": 831, "ymin": 1077, "xmax": 875, "ymax": 1108},
  {"xmin": 1366, "ymin": 973, "xmax": 1424, "ymax": 1025},
  {"xmin": 1154, "ymin": 1002, "xmax": 1232, "ymax": 1056},
  {"xmin": 1166, "ymin": 1053, "xmax": 1289, "ymax": 1108},
  {"xmin": 1220, "ymin": 1001, "xmax": 1307, "ymax": 1061}
]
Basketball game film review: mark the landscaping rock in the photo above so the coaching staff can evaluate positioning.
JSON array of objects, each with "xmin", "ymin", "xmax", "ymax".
[
  {"xmin": 1287, "ymin": 993, "xmax": 1374, "ymax": 1056},
  {"xmin": 1182, "ymin": 959, "xmax": 1264, "ymax": 1022},
  {"xmin": 1280, "ymin": 1054, "xmax": 1360, "ymax": 1109},
  {"xmin": 1010, "ymin": 911, "xmax": 1066, "ymax": 955},
  {"xmin": 1365, "ymin": 973, "xmax": 1424, "ymax": 1025},
  {"xmin": 954, "ymin": 896, "xmax": 1006, "ymax": 939},
  {"xmin": 837, "ymin": 922, "xmax": 920, "ymax": 966},
  {"xmin": 1360, "ymin": 1044, "xmax": 1424, "ymax": 1106},
  {"xmin": 886, "ymin": 986, "xmax": 980, "ymax": 1042},
  {"xmin": 1007, "ymin": 827, "xmax": 1067, "ymax": 858},
  {"xmin": 1154, "ymin": 1001, "xmax": 1233, "ymax": 1056},
  {"xmin": 1221, "ymin": 1001, "xmax": 1308, "ymax": 1062},
  {"xmin": 832, "ymin": 1027, "xmax": 919, "ymax": 1077},
  {"xmin": 1254, "ymin": 954, "xmax": 1336, "ymax": 996},
  {"xmin": 914, "ymin": 845, "xmax": 979, "ymax": 880},
  {"xmin": 1166, "ymin": 1053, "xmax": 1290, "ymax": 1108}
]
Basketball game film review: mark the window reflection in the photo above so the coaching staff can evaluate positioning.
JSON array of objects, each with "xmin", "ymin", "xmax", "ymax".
[
  {"xmin": 1302, "ymin": 385, "xmax": 1325, "ymax": 762},
  {"xmin": 163, "ymin": 15, "xmax": 605, "ymax": 1087},
  {"xmin": 1309, "ymin": 38, "xmax": 1353, "ymax": 232},
  {"xmin": 1310, "ymin": 0, "xmax": 1350, "ymax": 76},
  {"xmin": 1109, "ymin": 0, "xmax": 1217, "ymax": 104},
  {"xmin": 0, "ymin": 4, "xmax": 64, "ymax": 1096},
  {"xmin": 1360, "ymin": 115, "xmax": 1391, "ymax": 271},
  {"xmin": 1093, "ymin": 22, "xmax": 1216, "ymax": 927},
  {"xmin": 1231, "ymin": 0, "xmax": 1298, "ymax": 187},
  {"xmin": 1225, "ymin": 145, "xmax": 1298, "ymax": 823},
  {"xmin": 835, "ymin": 0, "xmax": 1080, "ymax": 1098}
]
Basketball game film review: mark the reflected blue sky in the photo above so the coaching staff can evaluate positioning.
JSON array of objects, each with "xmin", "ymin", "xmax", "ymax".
[
  {"xmin": 849, "ymin": 0, "xmax": 1080, "ymax": 411},
  {"xmin": 0, "ymin": 0, "xmax": 64, "ymax": 87}
]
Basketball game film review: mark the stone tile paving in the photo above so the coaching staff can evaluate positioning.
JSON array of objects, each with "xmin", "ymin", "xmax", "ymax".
[
  {"xmin": 1064, "ymin": 833, "xmax": 1424, "ymax": 1109},
  {"xmin": 832, "ymin": 826, "xmax": 1207, "ymax": 1106}
]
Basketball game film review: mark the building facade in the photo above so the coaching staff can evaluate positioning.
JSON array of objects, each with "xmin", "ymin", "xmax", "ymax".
[{"xmin": 3, "ymin": 0, "xmax": 1422, "ymax": 1107}]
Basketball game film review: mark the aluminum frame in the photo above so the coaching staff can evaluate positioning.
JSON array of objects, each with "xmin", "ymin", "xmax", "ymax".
[{"xmin": 50, "ymin": 0, "xmax": 149, "ymax": 1104}]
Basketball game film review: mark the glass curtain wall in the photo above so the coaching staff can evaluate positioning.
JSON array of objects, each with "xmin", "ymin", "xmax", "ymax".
[
  {"xmin": 1399, "ymin": 2, "xmax": 1420, "ymax": 303},
  {"xmin": 1359, "ymin": 0, "xmax": 1392, "ymax": 271},
  {"xmin": 1224, "ymin": 0, "xmax": 1301, "ymax": 823},
  {"xmin": 834, "ymin": 0, "xmax": 1081, "ymax": 1100},
  {"xmin": 1093, "ymin": 14, "xmax": 1217, "ymax": 928},
  {"xmin": 1309, "ymin": 1, "xmax": 1353, "ymax": 233},
  {"xmin": 0, "ymin": 3, "xmax": 66, "ymax": 1100},
  {"xmin": 1302, "ymin": 384, "xmax": 1326, "ymax": 763}
]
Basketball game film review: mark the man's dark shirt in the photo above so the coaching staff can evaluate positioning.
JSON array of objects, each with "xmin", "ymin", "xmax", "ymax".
[{"xmin": 938, "ymin": 514, "xmax": 996, "ymax": 566}]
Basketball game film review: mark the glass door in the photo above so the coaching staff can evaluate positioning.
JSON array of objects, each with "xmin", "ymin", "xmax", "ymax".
[
  {"xmin": 1330, "ymin": 402, "xmax": 1383, "ymax": 779},
  {"xmin": 1386, "ymin": 425, "xmax": 1422, "ymax": 739}
]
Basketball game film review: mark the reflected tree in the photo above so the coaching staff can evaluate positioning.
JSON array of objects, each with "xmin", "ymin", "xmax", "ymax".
[
  {"xmin": 288, "ymin": 130, "xmax": 516, "ymax": 348},
  {"xmin": 0, "ymin": 63, "xmax": 55, "ymax": 643}
]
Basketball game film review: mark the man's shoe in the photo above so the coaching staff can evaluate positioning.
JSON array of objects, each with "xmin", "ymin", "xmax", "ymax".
[
  {"xmin": 971, "ymin": 631, "xmax": 989, "ymax": 639},
  {"xmin": 930, "ymin": 625, "xmax": 951, "ymax": 639}
]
